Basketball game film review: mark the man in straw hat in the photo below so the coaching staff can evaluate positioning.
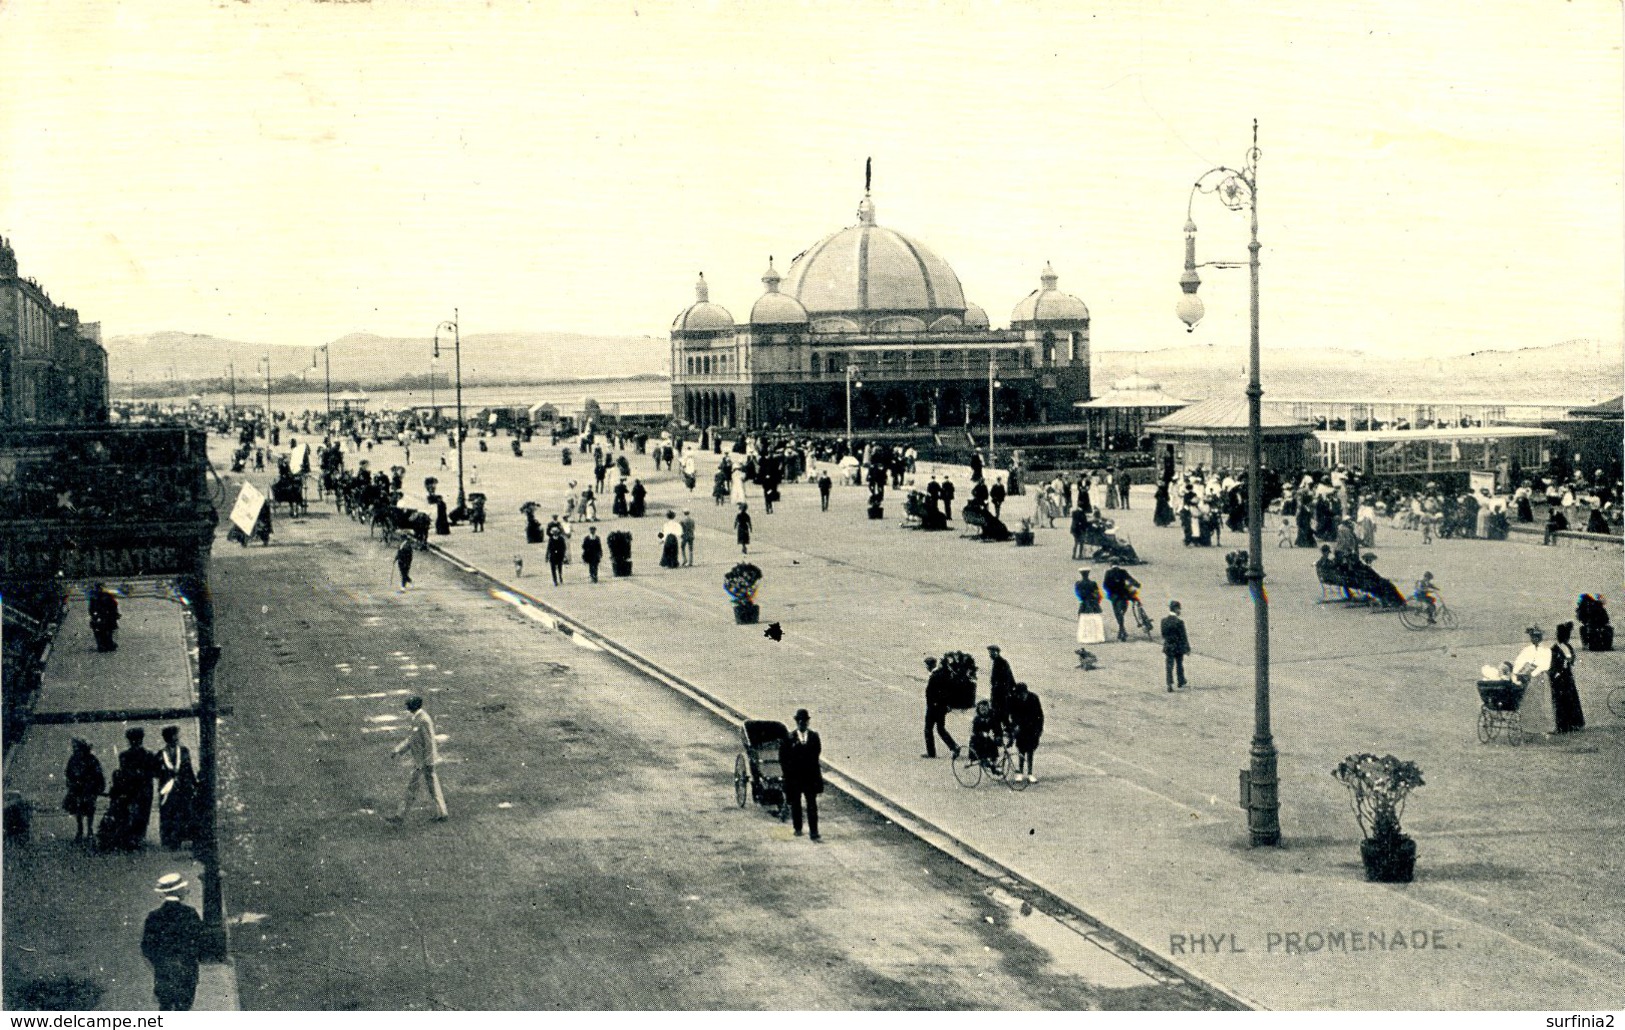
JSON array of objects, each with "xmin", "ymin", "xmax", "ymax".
[
  {"xmin": 142, "ymin": 873, "xmax": 203, "ymax": 1010},
  {"xmin": 387, "ymin": 695, "xmax": 448, "ymax": 823}
]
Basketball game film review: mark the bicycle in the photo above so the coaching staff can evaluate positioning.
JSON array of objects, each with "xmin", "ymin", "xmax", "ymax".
[
  {"xmin": 1398, "ymin": 594, "xmax": 1457, "ymax": 631},
  {"xmin": 951, "ymin": 740, "xmax": 1028, "ymax": 791},
  {"xmin": 1128, "ymin": 594, "xmax": 1155, "ymax": 639}
]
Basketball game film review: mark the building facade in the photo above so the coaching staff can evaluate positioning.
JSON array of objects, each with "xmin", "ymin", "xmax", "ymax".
[
  {"xmin": 671, "ymin": 186, "xmax": 1092, "ymax": 432},
  {"xmin": 0, "ymin": 237, "xmax": 109, "ymax": 425}
]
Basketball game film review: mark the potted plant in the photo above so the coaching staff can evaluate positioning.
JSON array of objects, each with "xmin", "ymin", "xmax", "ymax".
[
  {"xmin": 724, "ymin": 562, "xmax": 763, "ymax": 623},
  {"xmin": 867, "ymin": 488, "xmax": 885, "ymax": 520},
  {"xmin": 1013, "ymin": 518, "xmax": 1036, "ymax": 546},
  {"xmin": 607, "ymin": 530, "xmax": 634, "ymax": 576},
  {"xmin": 1332, "ymin": 752, "xmax": 1425, "ymax": 883}
]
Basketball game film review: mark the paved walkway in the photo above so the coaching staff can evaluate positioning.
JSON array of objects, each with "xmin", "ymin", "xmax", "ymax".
[
  {"xmin": 247, "ymin": 434, "xmax": 1625, "ymax": 1009},
  {"xmin": 3, "ymin": 595, "xmax": 238, "ymax": 1011}
]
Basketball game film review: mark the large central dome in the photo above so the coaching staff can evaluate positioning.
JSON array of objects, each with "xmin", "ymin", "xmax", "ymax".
[{"xmin": 780, "ymin": 190, "xmax": 967, "ymax": 322}]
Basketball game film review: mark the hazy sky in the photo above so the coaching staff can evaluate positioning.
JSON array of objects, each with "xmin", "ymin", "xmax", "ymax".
[{"xmin": 1, "ymin": 0, "xmax": 1620, "ymax": 358}]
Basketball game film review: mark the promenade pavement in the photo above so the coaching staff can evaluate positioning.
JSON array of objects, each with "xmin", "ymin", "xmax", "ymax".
[
  {"xmin": 246, "ymin": 432, "xmax": 1623, "ymax": 1010},
  {"xmin": 3, "ymin": 595, "xmax": 238, "ymax": 1011}
]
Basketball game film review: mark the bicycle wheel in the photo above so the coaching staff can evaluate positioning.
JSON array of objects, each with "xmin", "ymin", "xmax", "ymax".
[
  {"xmin": 734, "ymin": 754, "xmax": 749, "ymax": 808},
  {"xmin": 1609, "ymin": 687, "xmax": 1625, "ymax": 720},
  {"xmin": 1137, "ymin": 603, "xmax": 1154, "ymax": 640},
  {"xmin": 1439, "ymin": 606, "xmax": 1459, "ymax": 630},
  {"xmin": 1005, "ymin": 752, "xmax": 1031, "ymax": 792},
  {"xmin": 1398, "ymin": 606, "xmax": 1426, "ymax": 631},
  {"xmin": 952, "ymin": 753, "xmax": 983, "ymax": 788},
  {"xmin": 1476, "ymin": 708, "xmax": 1495, "ymax": 744},
  {"xmin": 1506, "ymin": 713, "xmax": 1523, "ymax": 747}
]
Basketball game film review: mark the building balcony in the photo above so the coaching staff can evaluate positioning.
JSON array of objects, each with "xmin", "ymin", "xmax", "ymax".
[{"xmin": 0, "ymin": 426, "xmax": 216, "ymax": 530}]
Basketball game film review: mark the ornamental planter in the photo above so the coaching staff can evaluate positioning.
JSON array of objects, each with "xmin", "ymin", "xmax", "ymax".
[
  {"xmin": 867, "ymin": 505, "xmax": 885, "ymax": 520},
  {"xmin": 724, "ymin": 562, "xmax": 763, "ymax": 625},
  {"xmin": 1013, "ymin": 530, "xmax": 1035, "ymax": 546},
  {"xmin": 1360, "ymin": 835, "xmax": 1417, "ymax": 883},
  {"xmin": 607, "ymin": 531, "xmax": 634, "ymax": 577},
  {"xmin": 1333, "ymin": 752, "xmax": 1424, "ymax": 884}
]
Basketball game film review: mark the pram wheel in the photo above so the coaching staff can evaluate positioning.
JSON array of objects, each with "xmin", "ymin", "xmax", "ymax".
[
  {"xmin": 1476, "ymin": 708, "xmax": 1495, "ymax": 744},
  {"xmin": 733, "ymin": 754, "xmax": 749, "ymax": 808}
]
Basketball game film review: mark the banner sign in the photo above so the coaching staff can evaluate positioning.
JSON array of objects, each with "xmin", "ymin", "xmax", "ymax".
[{"xmin": 230, "ymin": 482, "xmax": 268, "ymax": 535}]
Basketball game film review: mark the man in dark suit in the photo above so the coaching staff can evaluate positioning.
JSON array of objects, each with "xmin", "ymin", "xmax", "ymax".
[
  {"xmin": 1160, "ymin": 601, "xmax": 1191, "ymax": 691},
  {"xmin": 88, "ymin": 584, "xmax": 121, "ymax": 652},
  {"xmin": 941, "ymin": 476, "xmax": 957, "ymax": 521},
  {"xmin": 780, "ymin": 708, "xmax": 823, "ymax": 841},
  {"xmin": 142, "ymin": 873, "xmax": 204, "ymax": 1010},
  {"xmin": 1102, "ymin": 562, "xmax": 1142, "ymax": 642},
  {"xmin": 922, "ymin": 658, "xmax": 959, "ymax": 759},
  {"xmin": 987, "ymin": 645, "xmax": 1016, "ymax": 736},
  {"xmin": 581, "ymin": 527, "xmax": 604, "ymax": 582}
]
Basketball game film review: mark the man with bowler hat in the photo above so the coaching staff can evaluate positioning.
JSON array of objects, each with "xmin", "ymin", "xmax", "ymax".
[
  {"xmin": 142, "ymin": 873, "xmax": 203, "ymax": 1010},
  {"xmin": 780, "ymin": 709, "xmax": 824, "ymax": 841},
  {"xmin": 1161, "ymin": 601, "xmax": 1192, "ymax": 691}
]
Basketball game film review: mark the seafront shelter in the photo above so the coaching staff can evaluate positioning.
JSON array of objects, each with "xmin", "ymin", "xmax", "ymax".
[
  {"xmin": 1073, "ymin": 374, "xmax": 1190, "ymax": 451},
  {"xmin": 1145, "ymin": 396, "xmax": 1316, "ymax": 473},
  {"xmin": 1315, "ymin": 425, "xmax": 1559, "ymax": 486}
]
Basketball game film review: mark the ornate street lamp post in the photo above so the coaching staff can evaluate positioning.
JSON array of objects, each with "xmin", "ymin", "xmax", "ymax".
[
  {"xmin": 258, "ymin": 354, "xmax": 272, "ymax": 432},
  {"xmin": 845, "ymin": 363, "xmax": 863, "ymax": 448},
  {"xmin": 988, "ymin": 357, "xmax": 1002, "ymax": 466},
  {"xmin": 433, "ymin": 311, "xmax": 467, "ymax": 515},
  {"xmin": 1176, "ymin": 120, "xmax": 1280, "ymax": 847},
  {"xmin": 316, "ymin": 344, "xmax": 331, "ymax": 423}
]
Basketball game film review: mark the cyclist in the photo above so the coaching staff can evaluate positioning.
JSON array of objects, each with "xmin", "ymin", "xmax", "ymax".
[
  {"xmin": 1102, "ymin": 562, "xmax": 1143, "ymax": 642},
  {"xmin": 1414, "ymin": 571, "xmax": 1440, "ymax": 624},
  {"xmin": 967, "ymin": 701, "xmax": 1002, "ymax": 770}
]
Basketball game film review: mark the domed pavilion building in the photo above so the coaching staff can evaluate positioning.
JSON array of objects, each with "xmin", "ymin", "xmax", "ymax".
[{"xmin": 670, "ymin": 182, "xmax": 1092, "ymax": 431}]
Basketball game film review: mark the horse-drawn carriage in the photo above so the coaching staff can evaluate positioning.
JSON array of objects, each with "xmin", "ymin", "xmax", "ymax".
[
  {"xmin": 733, "ymin": 720, "xmax": 791, "ymax": 820},
  {"xmin": 270, "ymin": 468, "xmax": 307, "ymax": 517}
]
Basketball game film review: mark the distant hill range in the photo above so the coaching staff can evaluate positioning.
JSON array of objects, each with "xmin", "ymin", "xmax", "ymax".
[
  {"xmin": 1094, "ymin": 337, "xmax": 1620, "ymax": 405},
  {"xmin": 106, "ymin": 329, "xmax": 1619, "ymax": 405},
  {"xmin": 106, "ymin": 330, "xmax": 670, "ymax": 394}
]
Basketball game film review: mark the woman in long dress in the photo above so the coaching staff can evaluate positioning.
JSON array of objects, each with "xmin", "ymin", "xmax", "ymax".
[
  {"xmin": 1512, "ymin": 626, "xmax": 1557, "ymax": 737},
  {"xmin": 1153, "ymin": 481, "xmax": 1175, "ymax": 527},
  {"xmin": 734, "ymin": 503, "xmax": 752, "ymax": 555},
  {"xmin": 1075, "ymin": 571, "xmax": 1105, "ymax": 645},
  {"xmin": 1549, "ymin": 622, "xmax": 1586, "ymax": 733},
  {"xmin": 658, "ymin": 513, "xmax": 682, "ymax": 568}
]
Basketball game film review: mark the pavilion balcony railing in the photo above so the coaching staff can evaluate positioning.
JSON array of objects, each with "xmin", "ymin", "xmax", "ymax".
[
  {"xmin": 0, "ymin": 426, "xmax": 216, "ymax": 527},
  {"xmin": 749, "ymin": 365, "xmax": 1041, "ymax": 385}
]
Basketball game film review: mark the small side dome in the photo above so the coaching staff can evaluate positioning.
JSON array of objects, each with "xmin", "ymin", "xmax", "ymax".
[
  {"xmin": 673, "ymin": 272, "xmax": 736, "ymax": 333},
  {"xmin": 1011, "ymin": 262, "xmax": 1089, "ymax": 325},
  {"xmin": 750, "ymin": 257, "xmax": 808, "ymax": 325},
  {"xmin": 962, "ymin": 302, "xmax": 990, "ymax": 329}
]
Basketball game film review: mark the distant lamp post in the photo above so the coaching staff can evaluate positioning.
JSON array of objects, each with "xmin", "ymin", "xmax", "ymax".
[
  {"xmin": 433, "ymin": 310, "xmax": 467, "ymax": 515},
  {"xmin": 258, "ymin": 354, "xmax": 272, "ymax": 427},
  {"xmin": 844, "ymin": 363, "xmax": 863, "ymax": 447},
  {"xmin": 316, "ymin": 345, "xmax": 332, "ymax": 423},
  {"xmin": 988, "ymin": 357, "xmax": 1002, "ymax": 465},
  {"xmin": 224, "ymin": 361, "xmax": 237, "ymax": 417},
  {"xmin": 1177, "ymin": 119, "xmax": 1279, "ymax": 848}
]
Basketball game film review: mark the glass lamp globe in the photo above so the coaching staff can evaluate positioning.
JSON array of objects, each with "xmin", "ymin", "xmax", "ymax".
[{"xmin": 1176, "ymin": 293, "xmax": 1205, "ymax": 332}]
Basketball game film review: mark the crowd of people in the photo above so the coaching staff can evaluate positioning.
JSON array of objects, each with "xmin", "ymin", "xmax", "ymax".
[{"xmin": 62, "ymin": 725, "xmax": 200, "ymax": 853}]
